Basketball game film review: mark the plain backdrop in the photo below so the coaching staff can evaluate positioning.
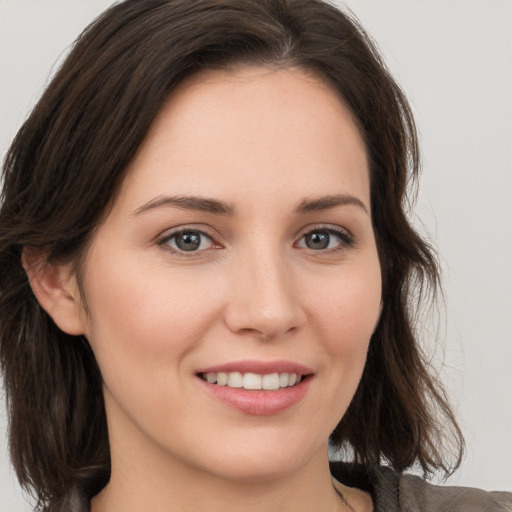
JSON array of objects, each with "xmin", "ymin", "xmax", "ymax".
[{"xmin": 1, "ymin": 0, "xmax": 511, "ymax": 509}]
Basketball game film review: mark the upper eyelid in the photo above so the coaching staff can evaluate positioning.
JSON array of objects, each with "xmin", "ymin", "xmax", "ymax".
[
  {"xmin": 157, "ymin": 224, "xmax": 219, "ymax": 242},
  {"xmin": 294, "ymin": 223, "xmax": 353, "ymax": 239}
]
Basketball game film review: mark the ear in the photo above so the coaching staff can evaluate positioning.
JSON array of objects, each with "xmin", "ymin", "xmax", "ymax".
[{"xmin": 22, "ymin": 248, "xmax": 86, "ymax": 336}]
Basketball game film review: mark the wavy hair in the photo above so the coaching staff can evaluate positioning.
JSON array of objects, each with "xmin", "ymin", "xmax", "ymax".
[{"xmin": 0, "ymin": 0, "xmax": 463, "ymax": 509}]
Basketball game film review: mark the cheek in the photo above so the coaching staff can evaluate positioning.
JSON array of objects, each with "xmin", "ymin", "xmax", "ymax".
[
  {"xmin": 81, "ymin": 254, "xmax": 225, "ymax": 365},
  {"xmin": 309, "ymin": 260, "xmax": 382, "ymax": 356},
  {"xmin": 294, "ymin": 259, "xmax": 381, "ymax": 435}
]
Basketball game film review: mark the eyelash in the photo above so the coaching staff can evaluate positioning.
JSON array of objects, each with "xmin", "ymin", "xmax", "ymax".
[{"xmin": 157, "ymin": 225, "xmax": 354, "ymax": 256}]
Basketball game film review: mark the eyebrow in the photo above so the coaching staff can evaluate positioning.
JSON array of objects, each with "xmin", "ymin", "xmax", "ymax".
[
  {"xmin": 295, "ymin": 194, "xmax": 369, "ymax": 215},
  {"xmin": 133, "ymin": 193, "xmax": 368, "ymax": 217},
  {"xmin": 133, "ymin": 195, "xmax": 236, "ymax": 216}
]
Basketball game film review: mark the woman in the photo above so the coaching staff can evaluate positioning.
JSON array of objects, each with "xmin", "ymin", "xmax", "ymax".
[{"xmin": 0, "ymin": 0, "xmax": 510, "ymax": 511}]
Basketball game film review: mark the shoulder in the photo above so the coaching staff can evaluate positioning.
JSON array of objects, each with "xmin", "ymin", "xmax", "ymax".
[
  {"xmin": 395, "ymin": 469, "xmax": 512, "ymax": 512},
  {"xmin": 330, "ymin": 462, "xmax": 512, "ymax": 512}
]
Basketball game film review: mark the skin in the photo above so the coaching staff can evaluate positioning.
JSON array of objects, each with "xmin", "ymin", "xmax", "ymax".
[{"xmin": 31, "ymin": 66, "xmax": 380, "ymax": 511}]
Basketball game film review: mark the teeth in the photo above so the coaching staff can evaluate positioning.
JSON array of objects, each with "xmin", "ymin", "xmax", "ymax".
[
  {"xmin": 227, "ymin": 372, "xmax": 243, "ymax": 388},
  {"xmin": 201, "ymin": 371, "xmax": 303, "ymax": 390},
  {"xmin": 217, "ymin": 372, "xmax": 228, "ymax": 386},
  {"xmin": 262, "ymin": 373, "xmax": 280, "ymax": 390},
  {"xmin": 243, "ymin": 372, "xmax": 262, "ymax": 390}
]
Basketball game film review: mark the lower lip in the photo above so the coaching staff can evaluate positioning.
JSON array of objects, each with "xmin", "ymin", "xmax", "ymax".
[{"xmin": 198, "ymin": 376, "xmax": 311, "ymax": 416}]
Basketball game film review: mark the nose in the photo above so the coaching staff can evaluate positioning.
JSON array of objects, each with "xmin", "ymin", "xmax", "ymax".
[{"xmin": 224, "ymin": 248, "xmax": 306, "ymax": 341}]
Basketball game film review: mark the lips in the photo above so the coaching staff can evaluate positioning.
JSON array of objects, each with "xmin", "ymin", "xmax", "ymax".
[{"xmin": 196, "ymin": 360, "xmax": 313, "ymax": 415}]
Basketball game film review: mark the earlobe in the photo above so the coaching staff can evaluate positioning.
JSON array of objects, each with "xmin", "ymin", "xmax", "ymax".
[{"xmin": 22, "ymin": 248, "xmax": 86, "ymax": 336}]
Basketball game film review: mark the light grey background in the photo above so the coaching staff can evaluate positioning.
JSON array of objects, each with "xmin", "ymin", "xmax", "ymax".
[{"xmin": 1, "ymin": 0, "xmax": 511, "ymax": 509}]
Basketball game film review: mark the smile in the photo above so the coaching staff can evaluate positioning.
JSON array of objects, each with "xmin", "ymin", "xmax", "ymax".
[{"xmin": 199, "ymin": 371, "xmax": 302, "ymax": 390}]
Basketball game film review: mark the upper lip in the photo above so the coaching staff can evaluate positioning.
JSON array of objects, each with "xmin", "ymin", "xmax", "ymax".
[{"xmin": 196, "ymin": 359, "xmax": 314, "ymax": 376}]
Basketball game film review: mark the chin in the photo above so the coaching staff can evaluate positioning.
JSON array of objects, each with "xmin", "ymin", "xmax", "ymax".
[{"xmin": 189, "ymin": 431, "xmax": 326, "ymax": 484}]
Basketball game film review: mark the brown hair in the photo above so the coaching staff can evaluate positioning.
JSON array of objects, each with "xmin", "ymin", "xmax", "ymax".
[{"xmin": 0, "ymin": 0, "xmax": 464, "ymax": 509}]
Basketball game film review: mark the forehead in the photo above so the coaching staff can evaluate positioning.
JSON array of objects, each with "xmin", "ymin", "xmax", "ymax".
[{"xmin": 117, "ymin": 66, "xmax": 370, "ymax": 213}]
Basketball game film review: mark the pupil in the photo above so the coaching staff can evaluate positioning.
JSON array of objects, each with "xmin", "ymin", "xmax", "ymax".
[
  {"xmin": 306, "ymin": 232, "xmax": 329, "ymax": 250},
  {"xmin": 176, "ymin": 232, "xmax": 201, "ymax": 251}
]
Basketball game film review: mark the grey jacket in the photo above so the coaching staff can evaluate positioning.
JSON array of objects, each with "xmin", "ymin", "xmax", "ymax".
[{"xmin": 330, "ymin": 462, "xmax": 512, "ymax": 511}]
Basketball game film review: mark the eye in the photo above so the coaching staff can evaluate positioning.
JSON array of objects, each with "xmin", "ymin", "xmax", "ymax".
[
  {"xmin": 296, "ymin": 227, "xmax": 352, "ymax": 251},
  {"xmin": 160, "ymin": 229, "xmax": 216, "ymax": 253}
]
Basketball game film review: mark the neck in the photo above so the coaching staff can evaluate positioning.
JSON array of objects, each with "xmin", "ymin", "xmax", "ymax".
[{"xmin": 91, "ymin": 444, "xmax": 347, "ymax": 512}]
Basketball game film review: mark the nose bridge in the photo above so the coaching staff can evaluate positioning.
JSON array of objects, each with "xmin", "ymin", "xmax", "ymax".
[{"xmin": 225, "ymin": 237, "xmax": 304, "ymax": 339}]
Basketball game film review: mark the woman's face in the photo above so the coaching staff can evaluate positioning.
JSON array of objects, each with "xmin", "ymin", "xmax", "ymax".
[{"xmin": 74, "ymin": 67, "xmax": 382, "ymax": 482}]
